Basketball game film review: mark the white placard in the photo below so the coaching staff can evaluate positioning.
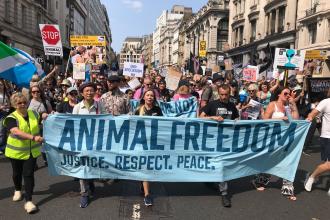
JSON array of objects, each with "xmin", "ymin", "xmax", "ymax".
[
  {"xmin": 73, "ymin": 63, "xmax": 86, "ymax": 80},
  {"xmin": 39, "ymin": 24, "xmax": 63, "ymax": 56},
  {"xmin": 123, "ymin": 62, "xmax": 144, "ymax": 77},
  {"xmin": 128, "ymin": 78, "xmax": 142, "ymax": 90},
  {"xmin": 273, "ymin": 48, "xmax": 305, "ymax": 71},
  {"xmin": 245, "ymin": 99, "xmax": 262, "ymax": 119}
]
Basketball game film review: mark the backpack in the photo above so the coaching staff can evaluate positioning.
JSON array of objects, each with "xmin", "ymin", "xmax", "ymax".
[{"xmin": 0, "ymin": 115, "xmax": 9, "ymax": 152}]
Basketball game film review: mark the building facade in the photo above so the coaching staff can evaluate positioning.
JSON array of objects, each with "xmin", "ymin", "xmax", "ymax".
[
  {"xmin": 153, "ymin": 6, "xmax": 192, "ymax": 68},
  {"xmin": 227, "ymin": 0, "xmax": 298, "ymax": 65},
  {"xmin": 0, "ymin": 0, "xmax": 57, "ymax": 60},
  {"xmin": 119, "ymin": 37, "xmax": 143, "ymax": 69},
  {"xmin": 141, "ymin": 34, "xmax": 153, "ymax": 70},
  {"xmin": 183, "ymin": 0, "xmax": 230, "ymax": 70}
]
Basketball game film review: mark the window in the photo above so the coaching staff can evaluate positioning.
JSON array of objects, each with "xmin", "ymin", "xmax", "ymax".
[
  {"xmin": 278, "ymin": 7, "xmax": 286, "ymax": 32},
  {"xmin": 14, "ymin": 0, "xmax": 18, "ymax": 24},
  {"xmin": 250, "ymin": 20, "xmax": 257, "ymax": 42},
  {"xmin": 22, "ymin": 5, "xmax": 27, "ymax": 29},
  {"xmin": 308, "ymin": 22, "xmax": 317, "ymax": 44},
  {"xmin": 56, "ymin": 1, "xmax": 58, "ymax": 9},
  {"xmin": 5, "ymin": 0, "xmax": 10, "ymax": 21},
  {"xmin": 217, "ymin": 19, "xmax": 229, "ymax": 50},
  {"xmin": 271, "ymin": 10, "xmax": 276, "ymax": 34},
  {"xmin": 36, "ymin": 13, "xmax": 41, "ymax": 31}
]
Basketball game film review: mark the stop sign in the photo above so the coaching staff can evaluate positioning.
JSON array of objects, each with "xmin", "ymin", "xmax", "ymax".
[{"xmin": 41, "ymin": 25, "xmax": 60, "ymax": 45}]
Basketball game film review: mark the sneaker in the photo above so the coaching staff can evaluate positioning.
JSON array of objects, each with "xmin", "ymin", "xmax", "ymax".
[
  {"xmin": 144, "ymin": 195, "xmax": 153, "ymax": 206},
  {"xmin": 24, "ymin": 201, "xmax": 37, "ymax": 214},
  {"xmin": 304, "ymin": 175, "xmax": 314, "ymax": 192},
  {"xmin": 13, "ymin": 191, "xmax": 22, "ymax": 202},
  {"xmin": 80, "ymin": 196, "xmax": 89, "ymax": 208},
  {"xmin": 221, "ymin": 195, "xmax": 231, "ymax": 208}
]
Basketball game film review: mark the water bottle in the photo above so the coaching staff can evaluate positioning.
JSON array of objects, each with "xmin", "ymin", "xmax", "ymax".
[{"xmin": 284, "ymin": 105, "xmax": 292, "ymax": 121}]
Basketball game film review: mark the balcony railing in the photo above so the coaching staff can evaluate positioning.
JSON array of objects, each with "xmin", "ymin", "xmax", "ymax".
[{"xmin": 306, "ymin": 6, "xmax": 317, "ymax": 17}]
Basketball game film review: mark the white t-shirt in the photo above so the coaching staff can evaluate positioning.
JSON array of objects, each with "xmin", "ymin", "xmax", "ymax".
[{"xmin": 316, "ymin": 98, "xmax": 330, "ymax": 138}]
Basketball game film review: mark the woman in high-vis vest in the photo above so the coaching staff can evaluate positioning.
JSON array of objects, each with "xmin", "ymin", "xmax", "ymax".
[{"xmin": 4, "ymin": 93, "xmax": 44, "ymax": 214}]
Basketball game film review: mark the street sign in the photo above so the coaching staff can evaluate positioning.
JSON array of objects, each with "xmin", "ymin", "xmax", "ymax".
[
  {"xmin": 199, "ymin": 41, "xmax": 207, "ymax": 58},
  {"xmin": 39, "ymin": 24, "xmax": 63, "ymax": 56}
]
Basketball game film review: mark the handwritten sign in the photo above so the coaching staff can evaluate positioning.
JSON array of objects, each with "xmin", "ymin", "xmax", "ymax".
[
  {"xmin": 165, "ymin": 67, "xmax": 182, "ymax": 91},
  {"xmin": 242, "ymin": 65, "xmax": 259, "ymax": 81},
  {"xmin": 123, "ymin": 62, "xmax": 144, "ymax": 78},
  {"xmin": 73, "ymin": 63, "xmax": 86, "ymax": 80},
  {"xmin": 127, "ymin": 78, "xmax": 141, "ymax": 90},
  {"xmin": 307, "ymin": 77, "xmax": 330, "ymax": 102}
]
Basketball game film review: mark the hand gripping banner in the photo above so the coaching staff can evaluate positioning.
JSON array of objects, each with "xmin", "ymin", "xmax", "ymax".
[{"xmin": 44, "ymin": 115, "xmax": 311, "ymax": 182}]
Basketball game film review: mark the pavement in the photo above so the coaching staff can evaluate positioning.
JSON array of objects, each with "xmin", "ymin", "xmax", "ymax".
[{"xmin": 0, "ymin": 136, "xmax": 329, "ymax": 220}]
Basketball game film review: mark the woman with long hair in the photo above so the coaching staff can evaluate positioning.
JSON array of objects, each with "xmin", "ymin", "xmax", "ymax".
[
  {"xmin": 253, "ymin": 86, "xmax": 299, "ymax": 200},
  {"xmin": 134, "ymin": 89, "xmax": 163, "ymax": 206}
]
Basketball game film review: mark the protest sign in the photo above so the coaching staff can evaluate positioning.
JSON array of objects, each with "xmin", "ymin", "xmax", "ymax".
[
  {"xmin": 307, "ymin": 77, "xmax": 330, "ymax": 102},
  {"xmin": 70, "ymin": 35, "xmax": 106, "ymax": 65},
  {"xmin": 273, "ymin": 48, "xmax": 305, "ymax": 71},
  {"xmin": 245, "ymin": 99, "xmax": 262, "ymax": 119},
  {"xmin": 123, "ymin": 62, "xmax": 144, "ymax": 78},
  {"xmin": 242, "ymin": 65, "xmax": 259, "ymax": 81},
  {"xmin": 73, "ymin": 63, "xmax": 86, "ymax": 80},
  {"xmin": 39, "ymin": 24, "xmax": 63, "ymax": 56},
  {"xmin": 304, "ymin": 50, "xmax": 327, "ymax": 77},
  {"xmin": 44, "ymin": 115, "xmax": 310, "ymax": 182},
  {"xmin": 199, "ymin": 41, "xmax": 207, "ymax": 58},
  {"xmin": 130, "ymin": 97, "xmax": 197, "ymax": 118},
  {"xmin": 166, "ymin": 67, "xmax": 182, "ymax": 91},
  {"xmin": 224, "ymin": 59, "xmax": 232, "ymax": 70},
  {"xmin": 128, "ymin": 78, "xmax": 141, "ymax": 90}
]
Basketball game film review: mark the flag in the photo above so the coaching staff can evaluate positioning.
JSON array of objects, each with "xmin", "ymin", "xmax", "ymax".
[
  {"xmin": 14, "ymin": 48, "xmax": 45, "ymax": 78},
  {"xmin": 0, "ymin": 41, "xmax": 37, "ymax": 88}
]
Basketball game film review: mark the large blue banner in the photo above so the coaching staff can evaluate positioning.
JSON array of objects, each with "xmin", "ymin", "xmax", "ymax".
[
  {"xmin": 44, "ymin": 115, "xmax": 310, "ymax": 182},
  {"xmin": 130, "ymin": 97, "xmax": 197, "ymax": 117}
]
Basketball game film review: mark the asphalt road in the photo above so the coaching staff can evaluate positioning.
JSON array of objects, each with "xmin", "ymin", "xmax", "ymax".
[{"xmin": 0, "ymin": 136, "xmax": 329, "ymax": 220}]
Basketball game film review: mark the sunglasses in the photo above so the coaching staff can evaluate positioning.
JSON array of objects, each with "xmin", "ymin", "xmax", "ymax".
[
  {"xmin": 17, "ymin": 101, "xmax": 27, "ymax": 105},
  {"xmin": 248, "ymin": 90, "xmax": 255, "ymax": 93},
  {"xmin": 145, "ymin": 83, "xmax": 152, "ymax": 86},
  {"xmin": 69, "ymin": 92, "xmax": 78, "ymax": 96},
  {"xmin": 62, "ymin": 85, "xmax": 69, "ymax": 87},
  {"xmin": 283, "ymin": 92, "xmax": 290, "ymax": 96},
  {"xmin": 31, "ymin": 90, "xmax": 40, "ymax": 94}
]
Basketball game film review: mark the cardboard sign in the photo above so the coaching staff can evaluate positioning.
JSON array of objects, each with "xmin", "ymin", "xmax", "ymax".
[
  {"xmin": 128, "ymin": 78, "xmax": 142, "ymax": 90},
  {"xmin": 224, "ymin": 59, "xmax": 232, "ymax": 70},
  {"xmin": 123, "ymin": 62, "xmax": 144, "ymax": 78},
  {"xmin": 304, "ymin": 50, "xmax": 328, "ymax": 77},
  {"xmin": 242, "ymin": 65, "xmax": 259, "ymax": 81},
  {"xmin": 305, "ymin": 50, "xmax": 327, "ymax": 60},
  {"xmin": 39, "ymin": 24, "xmax": 63, "ymax": 56},
  {"xmin": 165, "ymin": 67, "xmax": 182, "ymax": 91},
  {"xmin": 73, "ymin": 63, "xmax": 86, "ymax": 80},
  {"xmin": 273, "ymin": 48, "xmax": 305, "ymax": 71}
]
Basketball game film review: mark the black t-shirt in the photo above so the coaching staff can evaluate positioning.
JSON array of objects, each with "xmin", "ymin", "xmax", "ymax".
[
  {"xmin": 135, "ymin": 105, "xmax": 163, "ymax": 116},
  {"xmin": 56, "ymin": 101, "xmax": 74, "ymax": 113},
  {"xmin": 201, "ymin": 99, "xmax": 239, "ymax": 120}
]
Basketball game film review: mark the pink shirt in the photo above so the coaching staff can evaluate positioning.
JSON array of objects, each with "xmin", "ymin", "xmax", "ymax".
[{"xmin": 173, "ymin": 94, "xmax": 192, "ymax": 101}]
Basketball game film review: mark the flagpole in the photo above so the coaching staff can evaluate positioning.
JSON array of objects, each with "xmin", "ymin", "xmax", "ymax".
[{"xmin": 65, "ymin": 54, "xmax": 71, "ymax": 77}]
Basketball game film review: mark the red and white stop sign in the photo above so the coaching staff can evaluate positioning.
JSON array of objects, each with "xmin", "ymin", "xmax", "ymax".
[{"xmin": 41, "ymin": 25, "xmax": 60, "ymax": 45}]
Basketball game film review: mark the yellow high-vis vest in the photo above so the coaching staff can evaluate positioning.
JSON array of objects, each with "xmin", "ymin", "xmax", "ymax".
[{"xmin": 4, "ymin": 110, "xmax": 41, "ymax": 160}]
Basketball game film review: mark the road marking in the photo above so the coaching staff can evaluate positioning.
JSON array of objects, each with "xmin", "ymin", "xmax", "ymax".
[{"xmin": 131, "ymin": 203, "xmax": 141, "ymax": 219}]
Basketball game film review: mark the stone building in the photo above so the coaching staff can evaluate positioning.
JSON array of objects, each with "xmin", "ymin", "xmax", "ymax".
[
  {"xmin": 183, "ymin": 0, "xmax": 230, "ymax": 70},
  {"xmin": 141, "ymin": 34, "xmax": 153, "ymax": 70},
  {"xmin": 0, "ymin": 0, "xmax": 57, "ymax": 59},
  {"xmin": 227, "ymin": 0, "xmax": 298, "ymax": 65},
  {"xmin": 119, "ymin": 37, "xmax": 143, "ymax": 69}
]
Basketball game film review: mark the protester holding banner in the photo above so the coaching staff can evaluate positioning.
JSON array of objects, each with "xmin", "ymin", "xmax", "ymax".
[
  {"xmin": 257, "ymin": 82, "xmax": 272, "ymax": 110},
  {"xmin": 305, "ymin": 92, "xmax": 330, "ymax": 195},
  {"xmin": 241, "ymin": 83, "xmax": 264, "ymax": 120},
  {"xmin": 100, "ymin": 75, "xmax": 130, "ymax": 116},
  {"xmin": 3, "ymin": 93, "xmax": 44, "ymax": 214},
  {"xmin": 72, "ymin": 82, "xmax": 106, "ymax": 208},
  {"xmin": 199, "ymin": 84, "xmax": 239, "ymax": 208},
  {"xmin": 256, "ymin": 86, "xmax": 299, "ymax": 200},
  {"xmin": 134, "ymin": 89, "xmax": 163, "ymax": 206},
  {"xmin": 173, "ymin": 80, "xmax": 192, "ymax": 101},
  {"xmin": 157, "ymin": 79, "xmax": 171, "ymax": 102}
]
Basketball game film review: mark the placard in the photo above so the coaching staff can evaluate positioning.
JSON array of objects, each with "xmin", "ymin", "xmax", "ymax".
[
  {"xmin": 39, "ymin": 24, "xmax": 63, "ymax": 56},
  {"xmin": 242, "ymin": 65, "xmax": 259, "ymax": 81},
  {"xmin": 199, "ymin": 41, "xmax": 206, "ymax": 58},
  {"xmin": 273, "ymin": 48, "xmax": 305, "ymax": 71},
  {"xmin": 307, "ymin": 77, "xmax": 330, "ymax": 102},
  {"xmin": 73, "ymin": 63, "xmax": 86, "ymax": 80},
  {"xmin": 128, "ymin": 78, "xmax": 142, "ymax": 90},
  {"xmin": 123, "ymin": 62, "xmax": 144, "ymax": 78},
  {"xmin": 165, "ymin": 67, "xmax": 182, "ymax": 91},
  {"xmin": 304, "ymin": 50, "xmax": 328, "ymax": 76}
]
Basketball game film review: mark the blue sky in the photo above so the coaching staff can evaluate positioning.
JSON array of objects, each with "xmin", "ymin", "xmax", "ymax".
[{"xmin": 101, "ymin": 0, "xmax": 208, "ymax": 53}]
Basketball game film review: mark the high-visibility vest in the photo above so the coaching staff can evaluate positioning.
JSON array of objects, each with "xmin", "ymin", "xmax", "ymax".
[{"xmin": 4, "ymin": 110, "xmax": 41, "ymax": 160}]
